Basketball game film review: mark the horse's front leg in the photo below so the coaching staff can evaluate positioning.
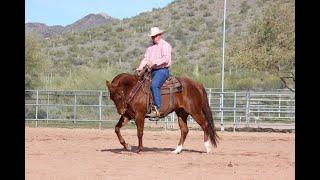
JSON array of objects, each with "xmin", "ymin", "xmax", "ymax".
[
  {"xmin": 115, "ymin": 116, "xmax": 131, "ymax": 150},
  {"xmin": 135, "ymin": 113, "xmax": 145, "ymax": 153}
]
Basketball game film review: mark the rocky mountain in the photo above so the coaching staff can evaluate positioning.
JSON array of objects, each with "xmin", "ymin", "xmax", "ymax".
[
  {"xmin": 26, "ymin": 0, "xmax": 294, "ymax": 90},
  {"xmin": 63, "ymin": 13, "xmax": 116, "ymax": 33},
  {"xmin": 25, "ymin": 23, "xmax": 64, "ymax": 38},
  {"xmin": 25, "ymin": 12, "xmax": 117, "ymax": 38}
]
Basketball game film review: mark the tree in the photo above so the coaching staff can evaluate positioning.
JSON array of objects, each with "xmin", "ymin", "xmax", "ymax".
[
  {"xmin": 26, "ymin": 34, "xmax": 54, "ymax": 89},
  {"xmin": 240, "ymin": 1, "xmax": 250, "ymax": 14},
  {"xmin": 233, "ymin": 1, "xmax": 295, "ymax": 91},
  {"xmin": 25, "ymin": 34, "xmax": 42, "ymax": 89}
]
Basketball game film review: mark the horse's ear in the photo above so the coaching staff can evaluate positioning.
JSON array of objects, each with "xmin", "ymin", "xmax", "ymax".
[{"xmin": 106, "ymin": 80, "xmax": 112, "ymax": 90}]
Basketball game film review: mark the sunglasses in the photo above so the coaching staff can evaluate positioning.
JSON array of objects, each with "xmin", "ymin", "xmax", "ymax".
[{"xmin": 151, "ymin": 34, "xmax": 161, "ymax": 38}]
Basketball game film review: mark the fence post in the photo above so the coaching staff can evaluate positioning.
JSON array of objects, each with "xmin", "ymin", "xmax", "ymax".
[
  {"xmin": 208, "ymin": 89, "xmax": 212, "ymax": 131},
  {"xmin": 35, "ymin": 90, "xmax": 39, "ymax": 127},
  {"xmin": 173, "ymin": 113, "xmax": 175, "ymax": 129},
  {"xmin": 99, "ymin": 91, "xmax": 102, "ymax": 129},
  {"xmin": 220, "ymin": 92, "xmax": 224, "ymax": 132},
  {"xmin": 165, "ymin": 116, "xmax": 167, "ymax": 131},
  {"xmin": 257, "ymin": 101, "xmax": 260, "ymax": 128},
  {"xmin": 233, "ymin": 92, "xmax": 237, "ymax": 132},
  {"xmin": 290, "ymin": 94, "xmax": 295, "ymax": 120},
  {"xmin": 245, "ymin": 91, "xmax": 250, "ymax": 127},
  {"xmin": 46, "ymin": 92, "xmax": 49, "ymax": 124},
  {"xmin": 278, "ymin": 94, "xmax": 281, "ymax": 118},
  {"xmin": 73, "ymin": 93, "xmax": 77, "ymax": 124},
  {"xmin": 208, "ymin": 88, "xmax": 212, "ymax": 106}
]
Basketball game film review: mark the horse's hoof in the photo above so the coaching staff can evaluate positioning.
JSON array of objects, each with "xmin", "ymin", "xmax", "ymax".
[
  {"xmin": 171, "ymin": 150, "xmax": 181, "ymax": 154},
  {"xmin": 171, "ymin": 145, "xmax": 183, "ymax": 154},
  {"xmin": 135, "ymin": 146, "xmax": 143, "ymax": 153},
  {"xmin": 125, "ymin": 144, "xmax": 132, "ymax": 151},
  {"xmin": 122, "ymin": 143, "xmax": 132, "ymax": 151}
]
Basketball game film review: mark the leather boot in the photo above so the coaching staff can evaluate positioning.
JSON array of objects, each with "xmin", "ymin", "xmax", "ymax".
[{"xmin": 146, "ymin": 106, "xmax": 160, "ymax": 118}]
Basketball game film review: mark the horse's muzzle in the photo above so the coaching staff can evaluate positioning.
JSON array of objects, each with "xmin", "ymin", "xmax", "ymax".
[{"xmin": 120, "ymin": 108, "xmax": 126, "ymax": 116}]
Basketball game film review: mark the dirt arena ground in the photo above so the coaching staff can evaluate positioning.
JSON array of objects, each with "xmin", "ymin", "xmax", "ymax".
[{"xmin": 26, "ymin": 127, "xmax": 294, "ymax": 180}]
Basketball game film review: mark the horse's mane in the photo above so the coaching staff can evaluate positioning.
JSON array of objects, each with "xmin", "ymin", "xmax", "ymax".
[{"xmin": 111, "ymin": 73, "xmax": 138, "ymax": 89}]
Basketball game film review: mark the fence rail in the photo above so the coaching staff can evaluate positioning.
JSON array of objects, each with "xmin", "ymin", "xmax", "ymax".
[{"xmin": 25, "ymin": 89, "xmax": 295, "ymax": 131}]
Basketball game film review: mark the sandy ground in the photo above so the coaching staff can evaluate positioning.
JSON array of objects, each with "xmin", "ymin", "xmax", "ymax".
[{"xmin": 26, "ymin": 127, "xmax": 294, "ymax": 180}]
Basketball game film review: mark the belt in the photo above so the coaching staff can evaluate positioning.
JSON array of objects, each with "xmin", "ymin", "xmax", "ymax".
[{"xmin": 152, "ymin": 67, "xmax": 169, "ymax": 71}]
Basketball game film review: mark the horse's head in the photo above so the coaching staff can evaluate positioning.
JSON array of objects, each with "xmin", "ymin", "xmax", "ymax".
[
  {"xmin": 106, "ymin": 80, "xmax": 126, "ymax": 115},
  {"xmin": 106, "ymin": 73, "xmax": 138, "ymax": 116}
]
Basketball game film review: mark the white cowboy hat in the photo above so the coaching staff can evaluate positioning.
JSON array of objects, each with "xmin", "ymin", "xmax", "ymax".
[{"xmin": 148, "ymin": 27, "xmax": 165, "ymax": 37}]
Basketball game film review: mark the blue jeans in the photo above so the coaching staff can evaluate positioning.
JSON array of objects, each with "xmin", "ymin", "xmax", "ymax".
[{"xmin": 151, "ymin": 68, "xmax": 169, "ymax": 109}]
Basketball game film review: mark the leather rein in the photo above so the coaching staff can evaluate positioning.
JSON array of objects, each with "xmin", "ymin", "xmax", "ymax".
[{"xmin": 121, "ymin": 67, "xmax": 151, "ymax": 119}]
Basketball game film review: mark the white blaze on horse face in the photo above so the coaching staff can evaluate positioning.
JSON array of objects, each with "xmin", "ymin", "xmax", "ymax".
[
  {"xmin": 172, "ymin": 145, "xmax": 183, "ymax": 154},
  {"xmin": 204, "ymin": 141, "xmax": 212, "ymax": 153}
]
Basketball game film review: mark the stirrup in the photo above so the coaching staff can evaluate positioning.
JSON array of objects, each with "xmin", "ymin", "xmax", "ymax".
[
  {"xmin": 146, "ymin": 106, "xmax": 160, "ymax": 118},
  {"xmin": 146, "ymin": 110, "xmax": 160, "ymax": 118}
]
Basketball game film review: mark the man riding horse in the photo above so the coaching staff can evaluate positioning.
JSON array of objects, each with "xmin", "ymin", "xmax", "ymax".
[
  {"xmin": 106, "ymin": 27, "xmax": 219, "ymax": 153},
  {"xmin": 135, "ymin": 27, "xmax": 172, "ymax": 118}
]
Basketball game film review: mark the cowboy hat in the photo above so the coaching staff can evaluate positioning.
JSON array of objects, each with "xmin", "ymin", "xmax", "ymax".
[{"xmin": 148, "ymin": 27, "xmax": 165, "ymax": 37}]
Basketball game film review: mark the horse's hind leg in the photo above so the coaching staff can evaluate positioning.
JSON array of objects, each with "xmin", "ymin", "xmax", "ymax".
[
  {"xmin": 190, "ymin": 113, "xmax": 213, "ymax": 153},
  {"xmin": 115, "ymin": 116, "xmax": 131, "ymax": 150},
  {"xmin": 172, "ymin": 109, "xmax": 189, "ymax": 154}
]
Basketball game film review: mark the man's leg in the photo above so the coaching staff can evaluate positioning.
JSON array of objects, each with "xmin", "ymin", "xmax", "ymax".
[{"xmin": 151, "ymin": 68, "xmax": 169, "ymax": 110}]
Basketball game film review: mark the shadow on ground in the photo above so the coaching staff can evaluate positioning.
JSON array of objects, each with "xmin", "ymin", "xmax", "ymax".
[{"xmin": 97, "ymin": 146, "xmax": 204, "ymax": 154}]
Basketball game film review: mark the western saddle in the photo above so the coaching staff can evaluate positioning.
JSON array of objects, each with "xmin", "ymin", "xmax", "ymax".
[{"xmin": 124, "ymin": 66, "xmax": 183, "ymax": 120}]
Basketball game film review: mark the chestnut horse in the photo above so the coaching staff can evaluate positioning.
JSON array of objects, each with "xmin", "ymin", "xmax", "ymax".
[{"xmin": 106, "ymin": 73, "xmax": 219, "ymax": 154}]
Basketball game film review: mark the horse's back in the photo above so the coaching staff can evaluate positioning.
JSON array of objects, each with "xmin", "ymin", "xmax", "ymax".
[
  {"xmin": 175, "ymin": 76, "xmax": 206, "ymax": 101},
  {"xmin": 177, "ymin": 76, "xmax": 205, "ymax": 92}
]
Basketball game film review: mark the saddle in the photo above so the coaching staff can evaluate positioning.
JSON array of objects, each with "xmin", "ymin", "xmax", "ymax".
[
  {"xmin": 160, "ymin": 76, "xmax": 183, "ymax": 95},
  {"xmin": 125, "ymin": 66, "xmax": 183, "ymax": 119},
  {"xmin": 144, "ymin": 71, "xmax": 183, "ymax": 118}
]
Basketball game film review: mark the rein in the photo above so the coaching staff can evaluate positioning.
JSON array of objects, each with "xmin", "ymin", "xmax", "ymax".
[{"xmin": 122, "ymin": 67, "xmax": 151, "ymax": 118}]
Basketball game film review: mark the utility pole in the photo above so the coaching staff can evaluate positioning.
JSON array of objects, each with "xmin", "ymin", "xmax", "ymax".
[{"xmin": 220, "ymin": 0, "xmax": 227, "ymax": 132}]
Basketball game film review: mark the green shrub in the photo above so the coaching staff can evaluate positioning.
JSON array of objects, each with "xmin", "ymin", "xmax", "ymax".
[
  {"xmin": 203, "ymin": 11, "xmax": 212, "ymax": 17},
  {"xmin": 116, "ymin": 27, "xmax": 124, "ymax": 32},
  {"xmin": 240, "ymin": 1, "xmax": 250, "ymax": 14},
  {"xmin": 199, "ymin": 4, "xmax": 208, "ymax": 11}
]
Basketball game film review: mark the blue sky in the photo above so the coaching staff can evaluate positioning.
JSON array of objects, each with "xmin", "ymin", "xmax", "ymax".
[{"xmin": 26, "ymin": 0, "xmax": 174, "ymax": 26}]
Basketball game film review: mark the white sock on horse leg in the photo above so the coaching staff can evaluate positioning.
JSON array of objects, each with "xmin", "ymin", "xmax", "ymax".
[
  {"xmin": 172, "ymin": 145, "xmax": 183, "ymax": 154},
  {"xmin": 204, "ymin": 140, "xmax": 212, "ymax": 153}
]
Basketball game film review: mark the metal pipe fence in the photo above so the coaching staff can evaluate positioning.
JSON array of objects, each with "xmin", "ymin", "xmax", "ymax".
[{"xmin": 25, "ymin": 89, "xmax": 295, "ymax": 131}]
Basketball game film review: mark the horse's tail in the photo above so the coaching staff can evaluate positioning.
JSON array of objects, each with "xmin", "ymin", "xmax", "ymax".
[{"xmin": 201, "ymin": 87, "xmax": 219, "ymax": 147}]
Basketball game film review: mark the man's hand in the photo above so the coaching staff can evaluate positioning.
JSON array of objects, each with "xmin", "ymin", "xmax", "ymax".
[{"xmin": 134, "ymin": 69, "xmax": 142, "ymax": 76}]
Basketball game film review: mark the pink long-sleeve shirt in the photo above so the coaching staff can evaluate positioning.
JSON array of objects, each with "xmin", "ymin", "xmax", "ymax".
[{"xmin": 136, "ymin": 39, "xmax": 172, "ymax": 70}]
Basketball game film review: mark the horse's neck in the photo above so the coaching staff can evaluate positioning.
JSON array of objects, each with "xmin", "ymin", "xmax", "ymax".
[{"xmin": 120, "ymin": 75, "xmax": 139, "ymax": 95}]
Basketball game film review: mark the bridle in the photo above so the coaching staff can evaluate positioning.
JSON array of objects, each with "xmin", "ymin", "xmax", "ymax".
[
  {"xmin": 119, "ymin": 90, "xmax": 127, "ymax": 116},
  {"xmin": 119, "ymin": 66, "xmax": 151, "ymax": 118}
]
